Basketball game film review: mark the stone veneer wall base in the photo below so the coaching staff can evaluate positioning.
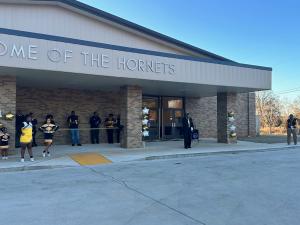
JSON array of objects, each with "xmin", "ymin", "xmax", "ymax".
[{"xmin": 0, "ymin": 75, "xmax": 16, "ymax": 148}]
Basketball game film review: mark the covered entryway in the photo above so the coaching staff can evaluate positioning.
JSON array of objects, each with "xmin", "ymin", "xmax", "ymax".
[{"xmin": 0, "ymin": 0, "xmax": 272, "ymax": 149}]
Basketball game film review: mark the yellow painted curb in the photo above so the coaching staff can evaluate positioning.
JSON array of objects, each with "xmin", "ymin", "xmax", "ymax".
[{"xmin": 70, "ymin": 152, "xmax": 112, "ymax": 165}]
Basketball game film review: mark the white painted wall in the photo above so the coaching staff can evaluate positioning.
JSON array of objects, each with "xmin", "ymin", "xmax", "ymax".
[
  {"xmin": 0, "ymin": 34, "xmax": 272, "ymax": 90},
  {"xmin": 0, "ymin": 2, "xmax": 211, "ymax": 58}
]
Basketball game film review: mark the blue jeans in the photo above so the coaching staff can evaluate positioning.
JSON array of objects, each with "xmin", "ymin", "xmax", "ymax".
[{"xmin": 70, "ymin": 129, "xmax": 80, "ymax": 145}]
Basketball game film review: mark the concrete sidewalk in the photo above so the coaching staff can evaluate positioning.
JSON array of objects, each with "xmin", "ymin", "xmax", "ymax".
[{"xmin": 0, "ymin": 138, "xmax": 298, "ymax": 172}]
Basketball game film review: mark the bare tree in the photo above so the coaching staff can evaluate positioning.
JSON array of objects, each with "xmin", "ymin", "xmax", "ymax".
[
  {"xmin": 256, "ymin": 91, "xmax": 281, "ymax": 134},
  {"xmin": 290, "ymin": 96, "xmax": 300, "ymax": 118}
]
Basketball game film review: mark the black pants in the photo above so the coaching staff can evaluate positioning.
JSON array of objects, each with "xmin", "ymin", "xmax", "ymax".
[
  {"xmin": 91, "ymin": 129, "xmax": 100, "ymax": 144},
  {"xmin": 116, "ymin": 130, "xmax": 121, "ymax": 143},
  {"xmin": 21, "ymin": 142, "xmax": 33, "ymax": 158},
  {"xmin": 32, "ymin": 130, "xmax": 37, "ymax": 146},
  {"xmin": 183, "ymin": 130, "xmax": 192, "ymax": 148},
  {"xmin": 15, "ymin": 130, "xmax": 21, "ymax": 148},
  {"xmin": 107, "ymin": 129, "xmax": 114, "ymax": 144}
]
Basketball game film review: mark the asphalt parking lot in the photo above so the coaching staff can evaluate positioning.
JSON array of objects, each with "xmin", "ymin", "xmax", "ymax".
[{"xmin": 1, "ymin": 148, "xmax": 300, "ymax": 225}]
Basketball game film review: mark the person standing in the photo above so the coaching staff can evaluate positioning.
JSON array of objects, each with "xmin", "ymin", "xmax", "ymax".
[
  {"xmin": 115, "ymin": 115, "xmax": 123, "ymax": 143},
  {"xmin": 20, "ymin": 115, "xmax": 34, "ymax": 162},
  {"xmin": 29, "ymin": 112, "xmax": 38, "ymax": 147},
  {"xmin": 67, "ymin": 111, "xmax": 82, "ymax": 146},
  {"xmin": 105, "ymin": 114, "xmax": 116, "ymax": 144},
  {"xmin": 0, "ymin": 123, "xmax": 10, "ymax": 160},
  {"xmin": 46, "ymin": 114, "xmax": 54, "ymax": 121},
  {"xmin": 89, "ymin": 112, "xmax": 101, "ymax": 144},
  {"xmin": 182, "ymin": 113, "xmax": 194, "ymax": 149},
  {"xmin": 39, "ymin": 117, "xmax": 59, "ymax": 157},
  {"xmin": 15, "ymin": 110, "xmax": 25, "ymax": 148},
  {"xmin": 287, "ymin": 114, "xmax": 298, "ymax": 145}
]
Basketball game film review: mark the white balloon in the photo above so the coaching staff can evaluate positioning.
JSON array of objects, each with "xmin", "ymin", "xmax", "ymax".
[
  {"xmin": 142, "ymin": 119, "xmax": 149, "ymax": 125},
  {"xmin": 142, "ymin": 107, "xmax": 149, "ymax": 114},
  {"xmin": 228, "ymin": 117, "xmax": 235, "ymax": 122},
  {"xmin": 143, "ymin": 130, "xmax": 149, "ymax": 137},
  {"xmin": 230, "ymin": 125, "xmax": 236, "ymax": 131}
]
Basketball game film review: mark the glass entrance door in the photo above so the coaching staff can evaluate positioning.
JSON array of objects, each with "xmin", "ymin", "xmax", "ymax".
[
  {"xmin": 142, "ymin": 96, "xmax": 159, "ymax": 141},
  {"xmin": 162, "ymin": 97, "xmax": 184, "ymax": 139}
]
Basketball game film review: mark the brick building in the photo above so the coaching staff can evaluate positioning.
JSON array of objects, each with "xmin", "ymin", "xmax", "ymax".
[{"xmin": 0, "ymin": 0, "xmax": 272, "ymax": 148}]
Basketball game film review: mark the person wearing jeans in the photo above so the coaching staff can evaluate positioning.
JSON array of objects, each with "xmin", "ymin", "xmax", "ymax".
[
  {"xmin": 70, "ymin": 128, "xmax": 80, "ymax": 146},
  {"xmin": 287, "ymin": 114, "xmax": 298, "ymax": 145},
  {"xmin": 67, "ymin": 111, "xmax": 82, "ymax": 146}
]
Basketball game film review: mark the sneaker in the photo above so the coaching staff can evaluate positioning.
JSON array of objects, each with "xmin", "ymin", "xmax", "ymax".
[
  {"xmin": 30, "ymin": 157, "xmax": 34, "ymax": 162},
  {"xmin": 20, "ymin": 158, "xmax": 25, "ymax": 162},
  {"xmin": 47, "ymin": 152, "xmax": 51, "ymax": 157},
  {"xmin": 5, "ymin": 157, "xmax": 8, "ymax": 160},
  {"xmin": 43, "ymin": 152, "xmax": 46, "ymax": 158},
  {"xmin": 72, "ymin": 144, "xmax": 75, "ymax": 146},
  {"xmin": 2, "ymin": 157, "xmax": 5, "ymax": 160},
  {"xmin": 77, "ymin": 143, "xmax": 82, "ymax": 146}
]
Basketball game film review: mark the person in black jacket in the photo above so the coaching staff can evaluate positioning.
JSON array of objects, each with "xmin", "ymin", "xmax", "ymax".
[
  {"xmin": 29, "ymin": 112, "xmax": 38, "ymax": 147},
  {"xmin": 67, "ymin": 111, "xmax": 82, "ymax": 146},
  {"xmin": 89, "ymin": 112, "xmax": 101, "ymax": 144},
  {"xmin": 287, "ymin": 114, "xmax": 298, "ymax": 145},
  {"xmin": 15, "ymin": 110, "xmax": 25, "ymax": 148},
  {"xmin": 182, "ymin": 113, "xmax": 194, "ymax": 149},
  {"xmin": 115, "ymin": 114, "xmax": 123, "ymax": 143}
]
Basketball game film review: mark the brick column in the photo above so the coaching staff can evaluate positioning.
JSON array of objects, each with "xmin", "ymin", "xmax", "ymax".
[
  {"xmin": 217, "ymin": 92, "xmax": 237, "ymax": 144},
  {"xmin": 248, "ymin": 92, "xmax": 256, "ymax": 137},
  {"xmin": 120, "ymin": 86, "xmax": 142, "ymax": 148},
  {"xmin": 0, "ymin": 76, "xmax": 16, "ymax": 148}
]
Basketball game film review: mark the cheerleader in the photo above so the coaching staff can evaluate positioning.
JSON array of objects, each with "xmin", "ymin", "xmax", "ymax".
[
  {"xmin": 39, "ymin": 118, "xmax": 59, "ymax": 157},
  {"xmin": 0, "ymin": 124, "xmax": 10, "ymax": 160}
]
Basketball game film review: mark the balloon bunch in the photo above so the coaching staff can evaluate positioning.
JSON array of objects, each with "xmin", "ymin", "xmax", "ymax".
[{"xmin": 142, "ymin": 107, "xmax": 150, "ymax": 137}]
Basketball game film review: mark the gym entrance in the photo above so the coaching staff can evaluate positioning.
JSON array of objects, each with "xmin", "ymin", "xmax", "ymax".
[{"xmin": 142, "ymin": 96, "xmax": 184, "ymax": 141}]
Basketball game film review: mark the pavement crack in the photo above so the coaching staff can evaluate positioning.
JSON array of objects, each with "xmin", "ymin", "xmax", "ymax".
[
  {"xmin": 123, "ymin": 201, "xmax": 158, "ymax": 225},
  {"xmin": 86, "ymin": 166, "xmax": 207, "ymax": 225}
]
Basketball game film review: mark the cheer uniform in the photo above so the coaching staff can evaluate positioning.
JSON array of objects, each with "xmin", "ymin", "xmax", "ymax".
[
  {"xmin": 39, "ymin": 123, "xmax": 59, "ymax": 142},
  {"xmin": 0, "ymin": 128, "xmax": 10, "ymax": 149}
]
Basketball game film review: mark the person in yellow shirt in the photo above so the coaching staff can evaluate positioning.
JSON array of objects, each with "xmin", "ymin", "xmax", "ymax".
[{"xmin": 20, "ymin": 115, "xmax": 34, "ymax": 162}]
